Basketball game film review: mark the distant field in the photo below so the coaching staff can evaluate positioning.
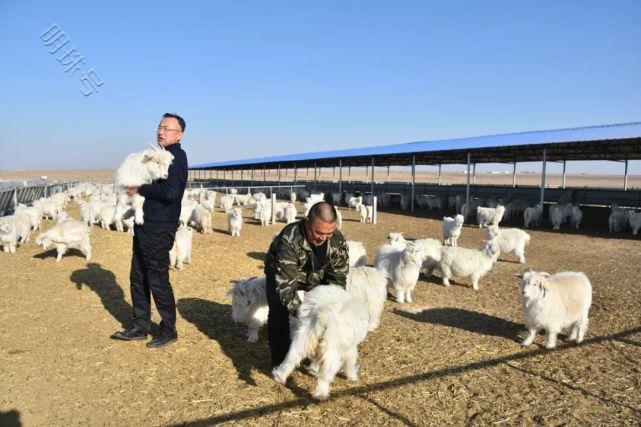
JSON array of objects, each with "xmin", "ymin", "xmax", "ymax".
[{"xmin": 1, "ymin": 168, "xmax": 639, "ymax": 189}]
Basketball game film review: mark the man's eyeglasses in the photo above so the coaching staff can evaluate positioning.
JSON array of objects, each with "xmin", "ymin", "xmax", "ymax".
[{"xmin": 157, "ymin": 126, "xmax": 181, "ymax": 133}]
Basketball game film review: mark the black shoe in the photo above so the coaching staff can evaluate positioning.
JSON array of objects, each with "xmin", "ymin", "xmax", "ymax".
[
  {"xmin": 147, "ymin": 329, "xmax": 178, "ymax": 349},
  {"xmin": 111, "ymin": 327, "xmax": 148, "ymax": 341}
]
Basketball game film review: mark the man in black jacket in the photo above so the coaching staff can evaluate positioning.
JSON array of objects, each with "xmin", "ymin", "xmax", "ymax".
[{"xmin": 112, "ymin": 113, "xmax": 188, "ymax": 348}]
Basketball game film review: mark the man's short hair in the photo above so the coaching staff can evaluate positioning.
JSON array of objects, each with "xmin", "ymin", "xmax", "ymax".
[
  {"xmin": 162, "ymin": 113, "xmax": 186, "ymax": 132},
  {"xmin": 307, "ymin": 201, "xmax": 338, "ymax": 224}
]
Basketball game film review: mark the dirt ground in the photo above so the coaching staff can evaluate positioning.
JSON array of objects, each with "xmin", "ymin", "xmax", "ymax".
[{"xmin": 1, "ymin": 201, "xmax": 640, "ymax": 426}]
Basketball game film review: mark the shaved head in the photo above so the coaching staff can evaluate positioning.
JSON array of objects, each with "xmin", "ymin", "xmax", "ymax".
[{"xmin": 307, "ymin": 201, "xmax": 337, "ymax": 224}]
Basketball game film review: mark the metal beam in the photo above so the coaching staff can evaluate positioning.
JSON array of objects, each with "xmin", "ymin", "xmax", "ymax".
[
  {"xmin": 370, "ymin": 157, "xmax": 375, "ymax": 196},
  {"xmin": 624, "ymin": 159, "xmax": 629, "ymax": 191},
  {"xmin": 278, "ymin": 164, "xmax": 281, "ymax": 187},
  {"xmin": 438, "ymin": 164, "xmax": 442, "ymax": 185},
  {"xmin": 466, "ymin": 152, "xmax": 471, "ymax": 210},
  {"xmin": 512, "ymin": 162, "xmax": 517, "ymax": 187},
  {"xmin": 411, "ymin": 155, "xmax": 416, "ymax": 212},
  {"xmin": 562, "ymin": 160, "xmax": 567, "ymax": 189},
  {"xmin": 386, "ymin": 165, "xmax": 390, "ymax": 183},
  {"xmin": 540, "ymin": 148, "xmax": 547, "ymax": 206},
  {"xmin": 338, "ymin": 159, "xmax": 342, "ymax": 194}
]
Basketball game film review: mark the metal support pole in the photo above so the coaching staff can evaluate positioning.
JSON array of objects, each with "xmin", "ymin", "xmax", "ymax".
[
  {"xmin": 370, "ymin": 157, "xmax": 375, "ymax": 196},
  {"xmin": 332, "ymin": 166, "xmax": 335, "ymax": 181},
  {"xmin": 438, "ymin": 164, "xmax": 442, "ymax": 185},
  {"xmin": 512, "ymin": 162, "xmax": 517, "ymax": 187},
  {"xmin": 241, "ymin": 169, "xmax": 244, "ymax": 187},
  {"xmin": 472, "ymin": 163, "xmax": 476, "ymax": 185},
  {"xmin": 13, "ymin": 188, "xmax": 18, "ymax": 210},
  {"xmin": 263, "ymin": 165, "xmax": 266, "ymax": 185},
  {"xmin": 562, "ymin": 160, "xmax": 567, "ymax": 189},
  {"xmin": 314, "ymin": 162, "xmax": 317, "ymax": 192},
  {"xmin": 251, "ymin": 169, "xmax": 254, "ymax": 183},
  {"xmin": 338, "ymin": 159, "xmax": 343, "ymax": 194},
  {"xmin": 411, "ymin": 155, "xmax": 416, "ymax": 213},
  {"xmin": 348, "ymin": 166, "xmax": 351, "ymax": 183},
  {"xmin": 540, "ymin": 148, "xmax": 547, "ymax": 206},
  {"xmin": 278, "ymin": 164, "xmax": 281, "ymax": 187},
  {"xmin": 386, "ymin": 165, "xmax": 390, "ymax": 183},
  {"xmin": 372, "ymin": 196, "xmax": 378, "ymax": 224},
  {"xmin": 465, "ymin": 152, "xmax": 471, "ymax": 210},
  {"xmin": 624, "ymin": 159, "xmax": 629, "ymax": 191},
  {"xmin": 294, "ymin": 164, "xmax": 298, "ymax": 184}
]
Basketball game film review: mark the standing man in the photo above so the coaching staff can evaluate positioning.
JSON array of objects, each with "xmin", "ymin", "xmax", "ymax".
[
  {"xmin": 113, "ymin": 113, "xmax": 188, "ymax": 348},
  {"xmin": 264, "ymin": 202, "xmax": 349, "ymax": 366}
]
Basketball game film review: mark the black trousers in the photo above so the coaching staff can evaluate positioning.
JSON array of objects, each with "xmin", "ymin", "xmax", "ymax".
[
  {"xmin": 130, "ymin": 227, "xmax": 177, "ymax": 333},
  {"xmin": 266, "ymin": 272, "xmax": 291, "ymax": 367}
]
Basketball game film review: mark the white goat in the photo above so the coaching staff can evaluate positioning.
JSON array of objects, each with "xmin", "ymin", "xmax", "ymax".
[
  {"xmin": 374, "ymin": 242, "xmax": 424, "ymax": 303},
  {"xmin": 114, "ymin": 145, "xmax": 174, "ymax": 225},
  {"xmin": 523, "ymin": 203, "xmax": 543, "ymax": 229},
  {"xmin": 35, "ymin": 219, "xmax": 92, "ymax": 262},
  {"xmin": 347, "ymin": 240, "xmax": 367, "ymax": 267},
  {"xmin": 15, "ymin": 204, "xmax": 41, "ymax": 231},
  {"xmin": 518, "ymin": 270, "xmax": 592, "ymax": 349},
  {"xmin": 485, "ymin": 225, "xmax": 531, "ymax": 264},
  {"xmin": 228, "ymin": 207, "xmax": 243, "ymax": 237},
  {"xmin": 608, "ymin": 204, "xmax": 627, "ymax": 233},
  {"xmin": 476, "ymin": 205, "xmax": 506, "ymax": 228},
  {"xmin": 627, "ymin": 210, "xmax": 641, "ymax": 235},
  {"xmin": 272, "ymin": 285, "xmax": 369, "ymax": 401},
  {"xmin": 442, "ymin": 214, "xmax": 464, "ymax": 247},
  {"xmin": 284, "ymin": 203, "xmax": 297, "ymax": 224},
  {"xmin": 346, "ymin": 267, "xmax": 388, "ymax": 331},
  {"xmin": 227, "ymin": 276, "xmax": 269, "ymax": 343},
  {"xmin": 549, "ymin": 203, "xmax": 574, "ymax": 231},
  {"xmin": 570, "ymin": 206, "xmax": 583, "ymax": 230},
  {"xmin": 0, "ymin": 216, "xmax": 31, "ymax": 252},
  {"xmin": 437, "ymin": 243, "xmax": 499, "ymax": 290},
  {"xmin": 169, "ymin": 226, "xmax": 193, "ymax": 269},
  {"xmin": 190, "ymin": 205, "xmax": 212, "ymax": 234}
]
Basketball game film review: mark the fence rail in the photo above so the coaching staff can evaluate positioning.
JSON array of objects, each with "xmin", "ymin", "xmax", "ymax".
[{"xmin": 0, "ymin": 181, "xmax": 78, "ymax": 215}]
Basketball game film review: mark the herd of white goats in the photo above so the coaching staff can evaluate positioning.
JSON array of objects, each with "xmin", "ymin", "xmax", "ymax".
[{"xmin": 0, "ymin": 146, "xmax": 635, "ymax": 400}]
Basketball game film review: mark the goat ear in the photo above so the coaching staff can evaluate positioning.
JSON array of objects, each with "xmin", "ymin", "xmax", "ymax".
[
  {"xmin": 142, "ymin": 153, "xmax": 153, "ymax": 162},
  {"xmin": 541, "ymin": 272, "xmax": 552, "ymax": 279}
]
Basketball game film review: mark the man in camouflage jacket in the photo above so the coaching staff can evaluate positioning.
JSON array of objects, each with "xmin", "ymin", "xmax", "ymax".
[{"xmin": 264, "ymin": 201, "xmax": 349, "ymax": 366}]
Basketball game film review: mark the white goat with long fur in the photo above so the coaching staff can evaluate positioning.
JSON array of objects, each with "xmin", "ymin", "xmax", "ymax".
[
  {"xmin": 442, "ymin": 214, "xmax": 464, "ymax": 247},
  {"xmin": 476, "ymin": 205, "xmax": 506, "ymax": 228},
  {"xmin": 437, "ymin": 243, "xmax": 499, "ymax": 290},
  {"xmin": 570, "ymin": 206, "xmax": 583, "ymax": 230},
  {"xmin": 15, "ymin": 204, "xmax": 41, "ymax": 231},
  {"xmin": 347, "ymin": 241, "xmax": 367, "ymax": 267},
  {"xmin": 374, "ymin": 241, "xmax": 424, "ymax": 303},
  {"xmin": 523, "ymin": 203, "xmax": 543, "ymax": 229},
  {"xmin": 518, "ymin": 270, "xmax": 592, "ymax": 349},
  {"xmin": 114, "ymin": 145, "xmax": 174, "ymax": 225},
  {"xmin": 608, "ymin": 204, "xmax": 627, "ymax": 233},
  {"xmin": 387, "ymin": 233, "xmax": 442, "ymax": 275},
  {"xmin": 272, "ymin": 285, "xmax": 369, "ymax": 401},
  {"xmin": 227, "ymin": 276, "xmax": 269, "ymax": 343},
  {"xmin": 627, "ymin": 210, "xmax": 641, "ymax": 235},
  {"xmin": 99, "ymin": 204, "xmax": 117, "ymax": 230},
  {"xmin": 228, "ymin": 207, "xmax": 243, "ymax": 237},
  {"xmin": 33, "ymin": 199, "xmax": 59, "ymax": 220},
  {"xmin": 485, "ymin": 225, "xmax": 531, "ymax": 264},
  {"xmin": 35, "ymin": 219, "xmax": 92, "ymax": 262},
  {"xmin": 0, "ymin": 216, "xmax": 31, "ymax": 253},
  {"xmin": 346, "ymin": 267, "xmax": 388, "ymax": 331},
  {"xmin": 169, "ymin": 226, "xmax": 193, "ymax": 269},
  {"xmin": 179, "ymin": 200, "xmax": 198, "ymax": 227},
  {"xmin": 190, "ymin": 205, "xmax": 212, "ymax": 234},
  {"xmin": 284, "ymin": 203, "xmax": 297, "ymax": 224},
  {"xmin": 549, "ymin": 203, "xmax": 574, "ymax": 231}
]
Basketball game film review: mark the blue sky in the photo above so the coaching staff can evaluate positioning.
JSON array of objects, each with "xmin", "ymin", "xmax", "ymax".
[{"xmin": 1, "ymin": 1, "xmax": 640, "ymax": 173}]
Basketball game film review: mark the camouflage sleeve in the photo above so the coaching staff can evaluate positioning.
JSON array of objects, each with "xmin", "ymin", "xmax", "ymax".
[
  {"xmin": 325, "ymin": 234, "xmax": 349, "ymax": 288},
  {"xmin": 272, "ymin": 238, "xmax": 305, "ymax": 315}
]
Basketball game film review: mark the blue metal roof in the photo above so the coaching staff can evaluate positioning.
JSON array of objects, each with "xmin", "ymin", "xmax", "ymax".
[{"xmin": 192, "ymin": 121, "xmax": 641, "ymax": 169}]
